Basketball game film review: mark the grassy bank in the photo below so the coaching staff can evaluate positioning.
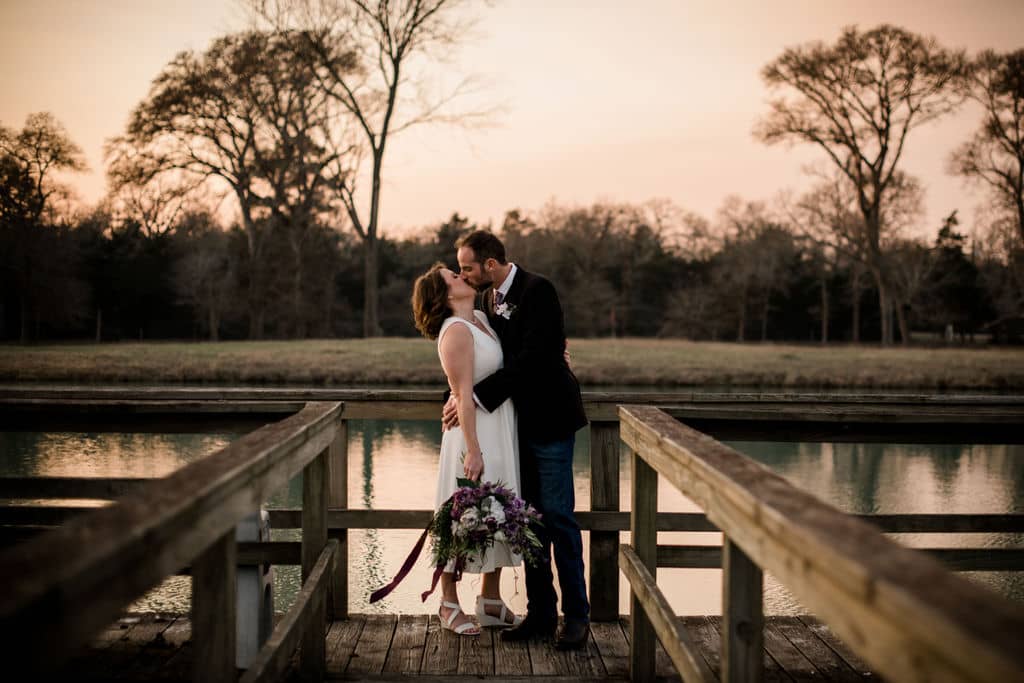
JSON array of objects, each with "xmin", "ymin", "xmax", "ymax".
[{"xmin": 1, "ymin": 338, "xmax": 1022, "ymax": 390}]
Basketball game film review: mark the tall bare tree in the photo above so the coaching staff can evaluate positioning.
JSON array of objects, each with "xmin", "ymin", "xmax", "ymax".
[
  {"xmin": 755, "ymin": 24, "xmax": 968, "ymax": 344},
  {"xmin": 787, "ymin": 167, "xmax": 925, "ymax": 344},
  {"xmin": 950, "ymin": 49, "xmax": 1024, "ymax": 247},
  {"xmin": 0, "ymin": 113, "xmax": 87, "ymax": 224},
  {"xmin": 0, "ymin": 112, "xmax": 88, "ymax": 342},
  {"xmin": 111, "ymin": 30, "xmax": 357, "ymax": 338},
  {"xmin": 252, "ymin": 0, "xmax": 491, "ymax": 336}
]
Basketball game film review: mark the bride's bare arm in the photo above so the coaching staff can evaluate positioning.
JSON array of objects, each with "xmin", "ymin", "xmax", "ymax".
[{"xmin": 439, "ymin": 323, "xmax": 484, "ymax": 480}]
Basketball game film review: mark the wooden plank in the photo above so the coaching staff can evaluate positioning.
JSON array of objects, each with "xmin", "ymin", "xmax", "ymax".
[
  {"xmin": 866, "ymin": 514, "xmax": 1024, "ymax": 533},
  {"xmin": 21, "ymin": 503, "xmax": 1024, "ymax": 535},
  {"xmin": 0, "ymin": 477, "xmax": 147, "ymax": 500},
  {"xmin": 192, "ymin": 531, "xmax": 236, "ymax": 683},
  {"xmin": 493, "ymin": 624, "xmax": 532, "ymax": 676},
  {"xmin": 797, "ymin": 616, "xmax": 874, "ymax": 677},
  {"xmin": 347, "ymin": 613, "xmax": 397, "ymax": 675},
  {"xmin": 300, "ymin": 448, "xmax": 329, "ymax": 681},
  {"xmin": 104, "ymin": 614, "xmax": 175, "ymax": 681},
  {"xmin": 590, "ymin": 620, "xmax": 630, "ymax": 678},
  {"xmin": 272, "ymin": 507, "xmax": 719, "ymax": 532},
  {"xmin": 619, "ymin": 545, "xmax": 715, "ymax": 683},
  {"xmin": 629, "ymin": 448, "xmax": 658, "ymax": 683},
  {"xmin": 239, "ymin": 540, "xmax": 337, "ymax": 683},
  {"xmin": 762, "ymin": 620, "xmax": 821, "ymax": 680},
  {"xmin": 658, "ymin": 544, "xmax": 721, "ymax": 568},
  {"xmin": 14, "ymin": 528, "xmax": 1022, "ymax": 576},
  {"xmin": 525, "ymin": 619, "xmax": 605, "ymax": 678},
  {"xmin": 683, "ymin": 616, "xmax": 722, "ymax": 679},
  {"xmin": 160, "ymin": 615, "xmax": 193, "ymax": 647},
  {"xmin": 619, "ymin": 405, "xmax": 1024, "ymax": 683},
  {"xmin": 382, "ymin": 613, "xmax": 428, "ymax": 674},
  {"xmin": 589, "ymin": 420, "xmax": 621, "ymax": 622},
  {"xmin": 325, "ymin": 616, "xmax": 365, "ymax": 675},
  {"xmin": 328, "ymin": 419, "xmax": 349, "ymax": 620},
  {"xmin": 456, "ymin": 624, "xmax": 492, "ymax": 675},
  {"xmin": 420, "ymin": 614, "xmax": 460, "ymax": 675},
  {"xmin": 0, "ymin": 401, "xmax": 342, "ymax": 677},
  {"xmin": 722, "ymin": 538, "xmax": 763, "ymax": 683},
  {"xmin": 770, "ymin": 616, "xmax": 864, "ymax": 683}
]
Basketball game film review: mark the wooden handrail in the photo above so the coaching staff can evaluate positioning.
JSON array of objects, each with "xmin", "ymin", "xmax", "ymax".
[
  {"xmin": 619, "ymin": 545, "xmax": 715, "ymax": 683},
  {"xmin": 0, "ymin": 401, "xmax": 343, "ymax": 676},
  {"xmin": 618, "ymin": 404, "xmax": 1024, "ymax": 683},
  {"xmin": 2, "ymin": 386, "xmax": 1023, "ymax": 429},
  {"xmin": 240, "ymin": 540, "xmax": 338, "ymax": 683},
  {"xmin": 4, "ymin": 499, "xmax": 1024, "ymax": 533}
]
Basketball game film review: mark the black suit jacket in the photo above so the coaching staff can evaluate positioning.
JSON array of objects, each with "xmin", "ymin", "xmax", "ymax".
[{"xmin": 474, "ymin": 267, "xmax": 587, "ymax": 441}]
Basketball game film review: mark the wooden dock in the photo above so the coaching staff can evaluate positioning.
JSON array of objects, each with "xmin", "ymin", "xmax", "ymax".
[
  {"xmin": 58, "ymin": 613, "xmax": 875, "ymax": 682},
  {"xmin": 3, "ymin": 389, "xmax": 1022, "ymax": 682}
]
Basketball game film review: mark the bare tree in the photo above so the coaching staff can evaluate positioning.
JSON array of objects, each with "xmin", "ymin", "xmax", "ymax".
[
  {"xmin": 0, "ymin": 113, "xmax": 87, "ymax": 224},
  {"xmin": 172, "ymin": 211, "xmax": 236, "ymax": 340},
  {"xmin": 111, "ymin": 30, "xmax": 358, "ymax": 338},
  {"xmin": 714, "ymin": 198, "xmax": 798, "ymax": 342},
  {"xmin": 251, "ymin": 0, "xmax": 493, "ymax": 336},
  {"xmin": 950, "ymin": 49, "xmax": 1024, "ymax": 247},
  {"xmin": 755, "ymin": 24, "xmax": 968, "ymax": 344},
  {"xmin": 0, "ymin": 113, "xmax": 88, "ymax": 342},
  {"xmin": 787, "ymin": 168, "xmax": 925, "ymax": 344},
  {"xmin": 105, "ymin": 141, "xmax": 201, "ymax": 238}
]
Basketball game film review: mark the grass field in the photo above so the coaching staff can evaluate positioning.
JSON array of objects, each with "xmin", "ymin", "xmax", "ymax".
[{"xmin": 1, "ymin": 338, "xmax": 1022, "ymax": 390}]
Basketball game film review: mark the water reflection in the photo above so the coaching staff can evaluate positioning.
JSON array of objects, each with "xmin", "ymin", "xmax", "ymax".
[
  {"xmin": 1, "ymin": 425, "xmax": 1020, "ymax": 616},
  {"xmin": 729, "ymin": 440, "xmax": 1024, "ymax": 613}
]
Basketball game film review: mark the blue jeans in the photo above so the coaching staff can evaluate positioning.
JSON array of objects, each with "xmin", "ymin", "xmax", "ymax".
[{"xmin": 520, "ymin": 434, "xmax": 590, "ymax": 622}]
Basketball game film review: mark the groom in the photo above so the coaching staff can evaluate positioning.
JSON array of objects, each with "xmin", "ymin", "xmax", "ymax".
[{"xmin": 446, "ymin": 229, "xmax": 590, "ymax": 649}]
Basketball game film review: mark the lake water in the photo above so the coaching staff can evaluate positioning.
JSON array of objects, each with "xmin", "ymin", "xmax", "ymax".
[{"xmin": 1, "ymin": 421, "xmax": 1021, "ymax": 617}]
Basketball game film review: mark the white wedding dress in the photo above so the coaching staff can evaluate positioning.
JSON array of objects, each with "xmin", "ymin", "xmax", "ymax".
[{"xmin": 434, "ymin": 311, "xmax": 522, "ymax": 573}]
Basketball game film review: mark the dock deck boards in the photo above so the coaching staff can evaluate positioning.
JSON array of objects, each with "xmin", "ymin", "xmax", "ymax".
[{"xmin": 53, "ymin": 613, "xmax": 879, "ymax": 681}]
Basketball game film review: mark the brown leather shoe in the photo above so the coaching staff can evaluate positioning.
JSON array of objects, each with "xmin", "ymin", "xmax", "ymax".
[
  {"xmin": 499, "ymin": 613, "xmax": 557, "ymax": 642},
  {"xmin": 554, "ymin": 618, "xmax": 590, "ymax": 650}
]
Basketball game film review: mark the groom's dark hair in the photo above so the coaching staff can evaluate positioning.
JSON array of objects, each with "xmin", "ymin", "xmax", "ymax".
[{"xmin": 457, "ymin": 230, "xmax": 507, "ymax": 264}]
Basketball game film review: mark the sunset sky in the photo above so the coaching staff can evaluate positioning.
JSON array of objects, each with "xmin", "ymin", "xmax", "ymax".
[{"xmin": 2, "ymin": 0, "xmax": 1022, "ymax": 239}]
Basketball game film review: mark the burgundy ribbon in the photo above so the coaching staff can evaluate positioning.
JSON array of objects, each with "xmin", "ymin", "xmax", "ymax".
[
  {"xmin": 369, "ymin": 523, "xmax": 431, "ymax": 604},
  {"xmin": 369, "ymin": 497, "xmax": 467, "ymax": 604}
]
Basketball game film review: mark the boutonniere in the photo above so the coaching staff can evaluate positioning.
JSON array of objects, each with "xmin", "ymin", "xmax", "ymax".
[{"xmin": 494, "ymin": 301, "xmax": 518, "ymax": 320}]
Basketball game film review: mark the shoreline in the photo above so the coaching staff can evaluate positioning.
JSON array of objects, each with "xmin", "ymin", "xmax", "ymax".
[{"xmin": 1, "ymin": 338, "xmax": 1022, "ymax": 391}]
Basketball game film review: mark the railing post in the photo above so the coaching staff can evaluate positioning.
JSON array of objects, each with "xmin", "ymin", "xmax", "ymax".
[
  {"xmin": 193, "ymin": 530, "xmax": 237, "ymax": 683},
  {"xmin": 722, "ymin": 537, "xmax": 763, "ymax": 683},
  {"xmin": 589, "ymin": 420, "xmax": 620, "ymax": 621},
  {"xmin": 629, "ymin": 447, "xmax": 658, "ymax": 682},
  {"xmin": 301, "ymin": 446, "xmax": 328, "ymax": 680},
  {"xmin": 327, "ymin": 418, "xmax": 348, "ymax": 620}
]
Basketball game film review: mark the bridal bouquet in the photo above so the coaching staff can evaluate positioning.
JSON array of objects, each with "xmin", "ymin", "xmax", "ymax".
[
  {"xmin": 369, "ymin": 478, "xmax": 543, "ymax": 604},
  {"xmin": 429, "ymin": 478, "xmax": 543, "ymax": 573}
]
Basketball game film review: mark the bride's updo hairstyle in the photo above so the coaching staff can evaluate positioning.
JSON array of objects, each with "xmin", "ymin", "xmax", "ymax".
[{"xmin": 412, "ymin": 262, "xmax": 452, "ymax": 340}]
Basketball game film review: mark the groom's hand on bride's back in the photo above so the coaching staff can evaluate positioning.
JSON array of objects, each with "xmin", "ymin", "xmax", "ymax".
[{"xmin": 441, "ymin": 395, "xmax": 459, "ymax": 431}]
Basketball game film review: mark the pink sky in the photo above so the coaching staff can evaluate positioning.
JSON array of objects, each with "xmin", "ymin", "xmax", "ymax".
[{"xmin": 2, "ymin": 0, "xmax": 1022, "ymax": 239}]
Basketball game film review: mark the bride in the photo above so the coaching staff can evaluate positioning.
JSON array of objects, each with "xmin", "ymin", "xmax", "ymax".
[{"xmin": 411, "ymin": 263, "xmax": 524, "ymax": 636}]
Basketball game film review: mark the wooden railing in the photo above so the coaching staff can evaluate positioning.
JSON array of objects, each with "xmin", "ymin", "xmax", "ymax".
[
  {"xmin": 0, "ymin": 401, "xmax": 344, "ymax": 682},
  {"xmin": 1, "ymin": 388, "xmax": 1023, "ymax": 680},
  {"xmin": 617, "ymin": 404, "xmax": 1024, "ymax": 682}
]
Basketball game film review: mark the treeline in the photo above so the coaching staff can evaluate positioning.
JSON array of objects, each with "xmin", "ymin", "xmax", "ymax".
[
  {"xmin": 1, "ymin": 199, "xmax": 1019, "ymax": 344},
  {"xmin": 2, "ymin": 13, "xmax": 1023, "ymax": 344}
]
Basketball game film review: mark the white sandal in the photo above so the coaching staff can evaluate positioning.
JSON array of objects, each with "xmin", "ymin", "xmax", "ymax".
[
  {"xmin": 475, "ymin": 596, "xmax": 523, "ymax": 628},
  {"xmin": 440, "ymin": 601, "xmax": 480, "ymax": 636}
]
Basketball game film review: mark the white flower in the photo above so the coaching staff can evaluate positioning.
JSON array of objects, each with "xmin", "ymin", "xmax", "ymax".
[
  {"xmin": 483, "ymin": 496, "xmax": 506, "ymax": 524},
  {"xmin": 494, "ymin": 302, "xmax": 517, "ymax": 319},
  {"xmin": 459, "ymin": 508, "xmax": 480, "ymax": 530},
  {"xmin": 494, "ymin": 530, "xmax": 507, "ymax": 542}
]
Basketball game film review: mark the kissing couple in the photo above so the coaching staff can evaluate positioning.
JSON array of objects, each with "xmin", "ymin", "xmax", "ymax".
[{"xmin": 410, "ymin": 230, "xmax": 591, "ymax": 649}]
